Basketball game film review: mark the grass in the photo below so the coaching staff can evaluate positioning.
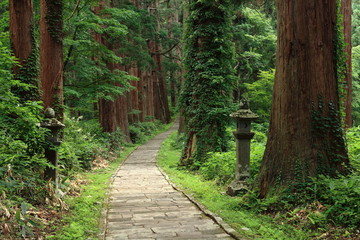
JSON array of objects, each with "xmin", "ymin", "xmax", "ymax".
[
  {"xmin": 47, "ymin": 146, "xmax": 136, "ymax": 240},
  {"xmin": 157, "ymin": 132, "xmax": 312, "ymax": 240}
]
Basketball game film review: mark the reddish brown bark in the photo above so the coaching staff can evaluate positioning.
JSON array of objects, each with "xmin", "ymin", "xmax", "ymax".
[
  {"xmin": 129, "ymin": 66, "xmax": 139, "ymax": 123},
  {"xmin": 40, "ymin": 0, "xmax": 64, "ymax": 120},
  {"xmin": 99, "ymin": 98, "xmax": 117, "ymax": 133},
  {"xmin": 137, "ymin": 69, "xmax": 145, "ymax": 122},
  {"xmin": 115, "ymin": 94, "xmax": 131, "ymax": 142},
  {"xmin": 342, "ymin": 0, "xmax": 352, "ymax": 127},
  {"xmin": 92, "ymin": 2, "xmax": 119, "ymax": 133},
  {"xmin": 114, "ymin": 65, "xmax": 131, "ymax": 141},
  {"xmin": 10, "ymin": 0, "xmax": 33, "ymax": 73},
  {"xmin": 9, "ymin": 0, "xmax": 40, "ymax": 101},
  {"xmin": 258, "ymin": 0, "xmax": 350, "ymax": 197}
]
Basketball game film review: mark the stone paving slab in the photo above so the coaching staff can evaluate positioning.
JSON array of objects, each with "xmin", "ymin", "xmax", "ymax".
[{"xmin": 103, "ymin": 123, "xmax": 235, "ymax": 240}]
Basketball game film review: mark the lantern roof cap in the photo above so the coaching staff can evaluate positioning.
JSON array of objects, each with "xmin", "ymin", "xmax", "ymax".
[{"xmin": 230, "ymin": 98, "xmax": 259, "ymax": 120}]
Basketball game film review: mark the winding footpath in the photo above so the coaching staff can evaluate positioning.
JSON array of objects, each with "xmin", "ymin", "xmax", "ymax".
[{"xmin": 102, "ymin": 122, "xmax": 236, "ymax": 240}]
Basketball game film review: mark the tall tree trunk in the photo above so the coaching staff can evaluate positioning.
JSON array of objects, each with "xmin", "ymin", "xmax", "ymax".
[
  {"xmin": 40, "ymin": 0, "xmax": 64, "ymax": 120},
  {"xmin": 180, "ymin": 1, "xmax": 234, "ymax": 165},
  {"xmin": 149, "ymin": 0, "xmax": 171, "ymax": 124},
  {"xmin": 93, "ymin": 2, "xmax": 118, "ymax": 133},
  {"xmin": 129, "ymin": 66, "xmax": 139, "ymax": 123},
  {"xmin": 258, "ymin": 0, "xmax": 350, "ymax": 198},
  {"xmin": 114, "ymin": 64, "xmax": 131, "ymax": 141},
  {"xmin": 137, "ymin": 68, "xmax": 145, "ymax": 122},
  {"xmin": 342, "ymin": 0, "xmax": 352, "ymax": 127},
  {"xmin": 9, "ymin": 0, "xmax": 40, "ymax": 101},
  {"xmin": 99, "ymin": 98, "xmax": 117, "ymax": 132},
  {"xmin": 178, "ymin": 6, "xmax": 188, "ymax": 133},
  {"xmin": 40, "ymin": 0, "xmax": 64, "ymax": 184}
]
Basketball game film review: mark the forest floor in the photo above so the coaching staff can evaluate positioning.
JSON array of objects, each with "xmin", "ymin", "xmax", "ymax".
[{"xmin": 101, "ymin": 121, "xmax": 240, "ymax": 240}]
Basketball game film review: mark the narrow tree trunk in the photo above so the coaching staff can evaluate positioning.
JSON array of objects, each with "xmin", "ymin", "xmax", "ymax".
[
  {"xmin": 138, "ymin": 68, "xmax": 145, "ymax": 122},
  {"xmin": 10, "ymin": 0, "xmax": 40, "ymax": 101},
  {"xmin": 178, "ymin": 7, "xmax": 188, "ymax": 133},
  {"xmin": 149, "ymin": 0, "xmax": 171, "ymax": 124},
  {"xmin": 258, "ymin": 0, "xmax": 350, "ymax": 198},
  {"xmin": 93, "ymin": 2, "xmax": 119, "ymax": 133},
  {"xmin": 129, "ymin": 66, "xmax": 139, "ymax": 122},
  {"xmin": 40, "ymin": 0, "xmax": 64, "ymax": 120},
  {"xmin": 342, "ymin": 0, "xmax": 352, "ymax": 127}
]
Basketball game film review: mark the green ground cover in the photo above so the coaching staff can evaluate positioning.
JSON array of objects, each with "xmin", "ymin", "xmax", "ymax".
[{"xmin": 158, "ymin": 131, "xmax": 360, "ymax": 239}]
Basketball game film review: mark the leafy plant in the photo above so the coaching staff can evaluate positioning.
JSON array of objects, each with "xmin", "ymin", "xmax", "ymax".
[{"xmin": 15, "ymin": 202, "xmax": 38, "ymax": 239}]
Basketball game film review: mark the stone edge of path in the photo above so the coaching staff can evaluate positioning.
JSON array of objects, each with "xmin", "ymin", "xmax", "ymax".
[
  {"xmin": 98, "ymin": 145, "xmax": 139, "ymax": 240},
  {"xmin": 156, "ymin": 164, "xmax": 246, "ymax": 240}
]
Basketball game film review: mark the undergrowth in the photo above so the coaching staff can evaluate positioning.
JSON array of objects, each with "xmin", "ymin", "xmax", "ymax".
[
  {"xmin": 158, "ymin": 129, "xmax": 360, "ymax": 239},
  {"xmin": 1, "ymin": 112, "xmax": 171, "ymax": 239},
  {"xmin": 158, "ymin": 132, "xmax": 310, "ymax": 240}
]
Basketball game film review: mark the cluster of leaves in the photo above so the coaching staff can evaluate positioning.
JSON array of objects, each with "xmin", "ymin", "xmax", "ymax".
[
  {"xmin": 180, "ymin": 0, "xmax": 236, "ymax": 164},
  {"xmin": 233, "ymin": 6, "xmax": 276, "ymax": 122},
  {"xmin": 59, "ymin": 117, "xmax": 117, "ymax": 174},
  {"xmin": 129, "ymin": 120, "xmax": 162, "ymax": 144},
  {"xmin": 63, "ymin": 1, "xmax": 141, "ymax": 116},
  {"xmin": 199, "ymin": 124, "xmax": 266, "ymax": 185}
]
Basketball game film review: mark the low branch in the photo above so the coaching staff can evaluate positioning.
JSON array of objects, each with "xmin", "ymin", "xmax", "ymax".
[{"xmin": 151, "ymin": 42, "xmax": 179, "ymax": 56}]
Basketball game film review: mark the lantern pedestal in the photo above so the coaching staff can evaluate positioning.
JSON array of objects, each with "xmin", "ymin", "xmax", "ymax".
[
  {"xmin": 227, "ymin": 99, "xmax": 258, "ymax": 196},
  {"xmin": 41, "ymin": 108, "xmax": 65, "ymax": 187}
]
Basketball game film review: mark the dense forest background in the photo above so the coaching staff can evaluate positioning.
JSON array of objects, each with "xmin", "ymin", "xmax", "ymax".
[{"xmin": 0, "ymin": 0, "xmax": 359, "ymax": 239}]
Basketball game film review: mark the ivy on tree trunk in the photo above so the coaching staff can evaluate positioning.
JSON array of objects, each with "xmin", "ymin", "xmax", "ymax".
[
  {"xmin": 180, "ymin": 0, "xmax": 235, "ymax": 166},
  {"xmin": 257, "ymin": 0, "xmax": 351, "ymax": 198}
]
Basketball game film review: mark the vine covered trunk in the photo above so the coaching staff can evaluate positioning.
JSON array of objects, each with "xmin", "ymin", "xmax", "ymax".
[
  {"xmin": 180, "ymin": 0, "xmax": 234, "ymax": 165},
  {"xmin": 40, "ymin": 0, "xmax": 64, "ymax": 120},
  {"xmin": 10, "ymin": 0, "xmax": 39, "ymax": 101},
  {"xmin": 258, "ymin": 0, "xmax": 350, "ymax": 197}
]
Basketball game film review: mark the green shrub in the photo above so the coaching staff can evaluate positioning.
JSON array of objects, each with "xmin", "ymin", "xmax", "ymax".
[
  {"xmin": 199, "ymin": 151, "xmax": 235, "ymax": 185},
  {"xmin": 347, "ymin": 126, "xmax": 360, "ymax": 171},
  {"xmin": 59, "ymin": 117, "xmax": 117, "ymax": 173},
  {"xmin": 129, "ymin": 120, "xmax": 161, "ymax": 144},
  {"xmin": 316, "ymin": 174, "xmax": 360, "ymax": 228}
]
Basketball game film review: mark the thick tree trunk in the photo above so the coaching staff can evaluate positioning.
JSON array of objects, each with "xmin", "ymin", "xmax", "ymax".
[
  {"xmin": 258, "ymin": 0, "xmax": 350, "ymax": 198},
  {"xmin": 342, "ymin": 0, "xmax": 352, "ymax": 127},
  {"xmin": 9, "ymin": 0, "xmax": 40, "ymax": 102},
  {"xmin": 40, "ymin": 0, "xmax": 64, "ymax": 120},
  {"xmin": 180, "ymin": 1, "xmax": 234, "ymax": 165},
  {"xmin": 115, "ymin": 94, "xmax": 131, "ymax": 141},
  {"xmin": 99, "ymin": 98, "xmax": 117, "ymax": 133}
]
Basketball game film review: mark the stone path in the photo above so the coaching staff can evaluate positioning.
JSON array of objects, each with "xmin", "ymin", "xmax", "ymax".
[{"xmin": 102, "ymin": 123, "xmax": 235, "ymax": 240}]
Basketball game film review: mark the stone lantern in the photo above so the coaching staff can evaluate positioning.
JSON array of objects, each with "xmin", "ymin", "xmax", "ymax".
[
  {"xmin": 41, "ymin": 108, "xmax": 65, "ymax": 187},
  {"xmin": 227, "ymin": 99, "xmax": 258, "ymax": 196}
]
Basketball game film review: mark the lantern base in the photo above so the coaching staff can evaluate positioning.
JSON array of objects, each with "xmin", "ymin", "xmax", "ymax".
[{"xmin": 226, "ymin": 180, "xmax": 249, "ymax": 196}]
